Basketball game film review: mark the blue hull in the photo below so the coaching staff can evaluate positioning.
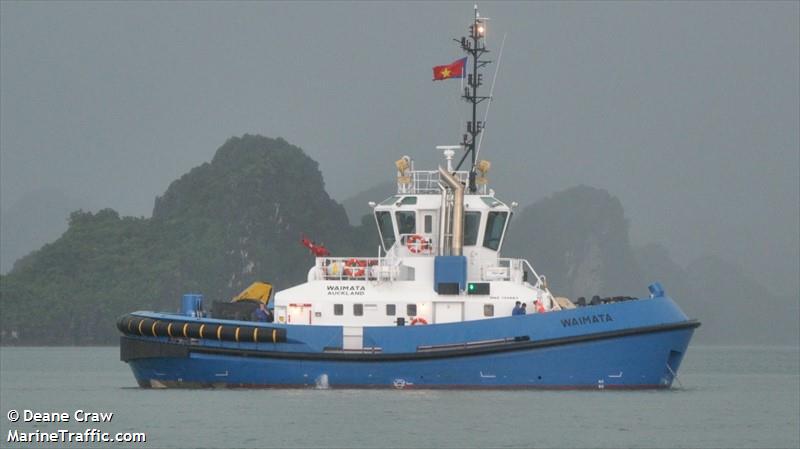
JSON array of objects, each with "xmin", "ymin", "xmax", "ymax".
[{"xmin": 120, "ymin": 296, "xmax": 699, "ymax": 389}]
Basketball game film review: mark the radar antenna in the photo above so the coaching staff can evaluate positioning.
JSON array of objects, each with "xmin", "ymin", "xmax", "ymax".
[{"xmin": 454, "ymin": 4, "xmax": 491, "ymax": 192}]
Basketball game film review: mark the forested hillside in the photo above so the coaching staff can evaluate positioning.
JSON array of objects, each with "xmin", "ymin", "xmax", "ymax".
[
  {"xmin": 505, "ymin": 186, "xmax": 645, "ymax": 300},
  {"xmin": 0, "ymin": 135, "xmax": 361, "ymax": 344}
]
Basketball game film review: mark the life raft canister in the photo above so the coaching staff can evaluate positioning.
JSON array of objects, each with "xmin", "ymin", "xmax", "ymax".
[
  {"xmin": 343, "ymin": 258, "xmax": 367, "ymax": 277},
  {"xmin": 406, "ymin": 234, "xmax": 429, "ymax": 254},
  {"xmin": 410, "ymin": 317, "xmax": 428, "ymax": 325},
  {"xmin": 328, "ymin": 261, "xmax": 341, "ymax": 276}
]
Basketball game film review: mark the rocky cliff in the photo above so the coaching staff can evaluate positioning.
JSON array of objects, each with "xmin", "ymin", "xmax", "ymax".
[{"xmin": 0, "ymin": 135, "xmax": 358, "ymax": 344}]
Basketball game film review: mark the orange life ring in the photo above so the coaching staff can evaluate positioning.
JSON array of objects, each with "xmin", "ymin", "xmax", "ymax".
[
  {"xmin": 343, "ymin": 258, "xmax": 366, "ymax": 277},
  {"xmin": 410, "ymin": 317, "xmax": 428, "ymax": 325},
  {"xmin": 406, "ymin": 235, "xmax": 429, "ymax": 253}
]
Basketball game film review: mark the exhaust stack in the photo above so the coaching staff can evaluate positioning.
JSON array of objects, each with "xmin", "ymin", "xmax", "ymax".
[{"xmin": 438, "ymin": 166, "xmax": 464, "ymax": 256}]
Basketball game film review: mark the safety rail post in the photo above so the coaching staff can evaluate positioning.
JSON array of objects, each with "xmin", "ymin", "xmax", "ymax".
[{"xmin": 519, "ymin": 258, "xmax": 557, "ymax": 305}]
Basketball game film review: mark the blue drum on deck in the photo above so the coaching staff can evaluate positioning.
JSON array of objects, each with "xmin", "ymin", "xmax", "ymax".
[{"xmin": 180, "ymin": 294, "xmax": 203, "ymax": 317}]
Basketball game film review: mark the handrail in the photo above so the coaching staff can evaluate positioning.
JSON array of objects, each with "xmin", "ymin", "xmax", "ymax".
[
  {"xmin": 517, "ymin": 258, "xmax": 557, "ymax": 307},
  {"xmin": 398, "ymin": 170, "xmax": 470, "ymax": 194},
  {"xmin": 315, "ymin": 257, "xmax": 380, "ymax": 281},
  {"xmin": 314, "ymin": 252, "xmax": 407, "ymax": 282}
]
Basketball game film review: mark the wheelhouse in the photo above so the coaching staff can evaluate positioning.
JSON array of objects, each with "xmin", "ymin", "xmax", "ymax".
[{"xmin": 372, "ymin": 190, "xmax": 512, "ymax": 257}]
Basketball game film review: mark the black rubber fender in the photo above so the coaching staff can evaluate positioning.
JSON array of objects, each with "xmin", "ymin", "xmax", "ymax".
[{"xmin": 116, "ymin": 314, "xmax": 286, "ymax": 343}]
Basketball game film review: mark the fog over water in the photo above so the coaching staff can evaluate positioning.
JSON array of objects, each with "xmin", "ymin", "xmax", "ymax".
[{"xmin": 1, "ymin": 2, "xmax": 798, "ymax": 294}]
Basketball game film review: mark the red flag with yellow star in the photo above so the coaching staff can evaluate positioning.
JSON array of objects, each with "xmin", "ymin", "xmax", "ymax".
[{"xmin": 433, "ymin": 57, "xmax": 467, "ymax": 81}]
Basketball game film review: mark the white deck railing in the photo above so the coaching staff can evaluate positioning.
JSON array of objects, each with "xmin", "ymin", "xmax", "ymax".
[
  {"xmin": 397, "ymin": 170, "xmax": 470, "ymax": 194},
  {"xmin": 312, "ymin": 249, "xmax": 407, "ymax": 282},
  {"xmin": 486, "ymin": 258, "xmax": 550, "ymax": 290}
]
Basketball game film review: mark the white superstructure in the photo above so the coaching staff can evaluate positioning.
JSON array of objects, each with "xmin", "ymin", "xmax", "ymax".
[{"xmin": 273, "ymin": 151, "xmax": 559, "ymax": 334}]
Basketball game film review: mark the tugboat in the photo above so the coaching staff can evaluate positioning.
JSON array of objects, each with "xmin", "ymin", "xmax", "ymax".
[{"xmin": 118, "ymin": 7, "xmax": 699, "ymax": 389}]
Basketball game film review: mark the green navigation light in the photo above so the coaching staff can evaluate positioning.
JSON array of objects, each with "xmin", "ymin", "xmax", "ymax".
[{"xmin": 467, "ymin": 282, "xmax": 490, "ymax": 295}]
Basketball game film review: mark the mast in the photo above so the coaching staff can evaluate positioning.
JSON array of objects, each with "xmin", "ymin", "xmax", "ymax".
[{"xmin": 454, "ymin": 4, "xmax": 491, "ymax": 193}]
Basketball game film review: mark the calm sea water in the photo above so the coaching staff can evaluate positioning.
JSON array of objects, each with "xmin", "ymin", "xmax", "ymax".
[{"xmin": 0, "ymin": 345, "xmax": 797, "ymax": 448}]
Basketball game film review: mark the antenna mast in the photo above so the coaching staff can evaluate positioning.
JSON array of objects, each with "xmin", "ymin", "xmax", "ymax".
[{"xmin": 454, "ymin": 4, "xmax": 491, "ymax": 192}]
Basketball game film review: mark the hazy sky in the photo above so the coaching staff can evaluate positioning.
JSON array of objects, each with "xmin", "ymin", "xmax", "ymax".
[{"xmin": 1, "ymin": 1, "xmax": 798, "ymax": 294}]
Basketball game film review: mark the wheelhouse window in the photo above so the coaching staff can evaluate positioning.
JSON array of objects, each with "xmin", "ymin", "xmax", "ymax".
[
  {"xmin": 334, "ymin": 304, "xmax": 343, "ymax": 316},
  {"xmin": 396, "ymin": 211, "xmax": 416, "ymax": 235},
  {"xmin": 353, "ymin": 304, "xmax": 364, "ymax": 316},
  {"xmin": 375, "ymin": 211, "xmax": 396, "ymax": 249},
  {"xmin": 464, "ymin": 212, "xmax": 481, "ymax": 246},
  {"xmin": 386, "ymin": 304, "xmax": 396, "ymax": 316},
  {"xmin": 399, "ymin": 196, "xmax": 418, "ymax": 205},
  {"xmin": 407, "ymin": 304, "xmax": 417, "ymax": 316},
  {"xmin": 484, "ymin": 304, "xmax": 494, "ymax": 317},
  {"xmin": 483, "ymin": 211, "xmax": 508, "ymax": 251},
  {"xmin": 424, "ymin": 215, "xmax": 433, "ymax": 233}
]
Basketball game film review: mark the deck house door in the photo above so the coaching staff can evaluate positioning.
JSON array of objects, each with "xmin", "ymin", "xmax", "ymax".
[
  {"xmin": 288, "ymin": 303, "xmax": 312, "ymax": 324},
  {"xmin": 434, "ymin": 302, "xmax": 463, "ymax": 324},
  {"xmin": 420, "ymin": 210, "xmax": 438, "ymax": 253}
]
